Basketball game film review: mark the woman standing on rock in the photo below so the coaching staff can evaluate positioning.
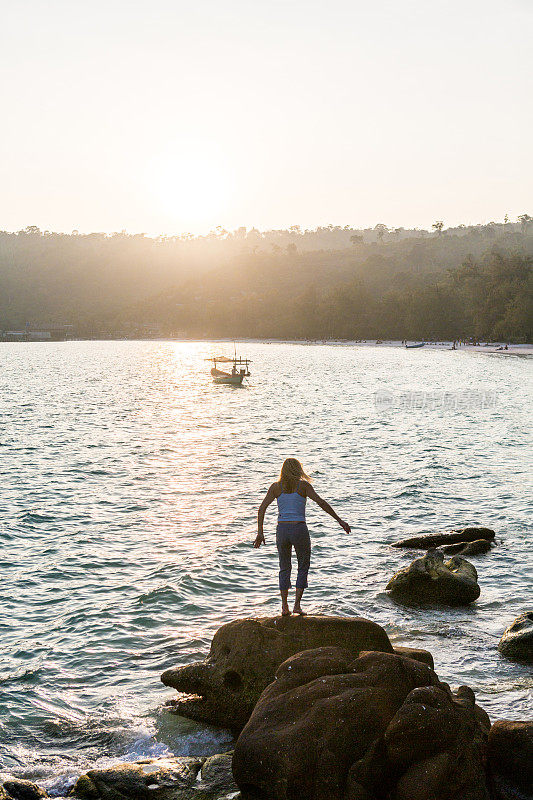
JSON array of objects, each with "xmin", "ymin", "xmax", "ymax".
[{"xmin": 254, "ymin": 458, "xmax": 351, "ymax": 616}]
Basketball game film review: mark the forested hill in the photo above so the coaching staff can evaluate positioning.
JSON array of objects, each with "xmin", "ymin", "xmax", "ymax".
[{"xmin": 1, "ymin": 220, "xmax": 532, "ymax": 342}]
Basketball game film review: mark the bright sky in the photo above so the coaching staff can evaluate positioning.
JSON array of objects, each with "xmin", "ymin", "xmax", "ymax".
[{"xmin": 1, "ymin": 0, "xmax": 532, "ymax": 235}]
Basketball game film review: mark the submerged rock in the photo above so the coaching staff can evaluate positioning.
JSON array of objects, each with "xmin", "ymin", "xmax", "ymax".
[
  {"xmin": 232, "ymin": 648, "xmax": 490, "ymax": 800},
  {"xmin": 386, "ymin": 549, "xmax": 480, "ymax": 605},
  {"xmin": 392, "ymin": 527, "xmax": 495, "ymax": 549},
  {"xmin": 161, "ymin": 615, "xmax": 432, "ymax": 731},
  {"xmin": 71, "ymin": 754, "xmax": 239, "ymax": 800},
  {"xmin": 439, "ymin": 539, "xmax": 493, "ymax": 556},
  {"xmin": 498, "ymin": 612, "xmax": 533, "ymax": 662},
  {"xmin": 2, "ymin": 782, "xmax": 48, "ymax": 800},
  {"xmin": 488, "ymin": 720, "xmax": 533, "ymax": 800}
]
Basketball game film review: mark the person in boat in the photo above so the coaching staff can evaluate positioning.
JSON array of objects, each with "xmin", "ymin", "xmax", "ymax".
[{"xmin": 254, "ymin": 458, "xmax": 351, "ymax": 616}]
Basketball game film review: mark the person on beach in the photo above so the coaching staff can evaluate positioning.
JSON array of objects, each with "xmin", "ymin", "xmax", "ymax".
[{"xmin": 254, "ymin": 458, "xmax": 351, "ymax": 616}]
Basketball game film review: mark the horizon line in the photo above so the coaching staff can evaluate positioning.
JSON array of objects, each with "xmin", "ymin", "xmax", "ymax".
[{"xmin": 2, "ymin": 216, "xmax": 530, "ymax": 240}]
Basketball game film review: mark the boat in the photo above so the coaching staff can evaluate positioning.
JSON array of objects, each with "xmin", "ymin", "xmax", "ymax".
[
  {"xmin": 205, "ymin": 354, "xmax": 252, "ymax": 385},
  {"xmin": 405, "ymin": 342, "xmax": 425, "ymax": 349}
]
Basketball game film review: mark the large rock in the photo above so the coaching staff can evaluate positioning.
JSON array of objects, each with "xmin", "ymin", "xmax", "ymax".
[
  {"xmin": 232, "ymin": 648, "xmax": 490, "ymax": 800},
  {"xmin": 386, "ymin": 549, "xmax": 480, "ymax": 605},
  {"xmin": 487, "ymin": 720, "xmax": 533, "ymax": 800},
  {"xmin": 162, "ymin": 616, "xmax": 393, "ymax": 731},
  {"xmin": 161, "ymin": 616, "xmax": 432, "ymax": 731},
  {"xmin": 498, "ymin": 612, "xmax": 533, "ymax": 662},
  {"xmin": 392, "ymin": 527, "xmax": 495, "ymax": 549},
  {"xmin": 72, "ymin": 754, "xmax": 239, "ymax": 800}
]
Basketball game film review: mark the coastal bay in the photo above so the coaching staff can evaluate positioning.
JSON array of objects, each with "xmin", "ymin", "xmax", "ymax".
[{"xmin": 0, "ymin": 340, "xmax": 531, "ymax": 794}]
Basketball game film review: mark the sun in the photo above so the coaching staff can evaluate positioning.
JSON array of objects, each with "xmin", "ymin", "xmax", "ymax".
[{"xmin": 148, "ymin": 143, "xmax": 234, "ymax": 232}]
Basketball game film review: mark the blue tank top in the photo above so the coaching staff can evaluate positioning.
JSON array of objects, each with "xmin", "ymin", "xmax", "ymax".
[{"xmin": 277, "ymin": 489, "xmax": 306, "ymax": 522}]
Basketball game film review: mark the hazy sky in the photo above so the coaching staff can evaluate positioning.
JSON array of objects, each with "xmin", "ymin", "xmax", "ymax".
[{"xmin": 1, "ymin": 0, "xmax": 532, "ymax": 235}]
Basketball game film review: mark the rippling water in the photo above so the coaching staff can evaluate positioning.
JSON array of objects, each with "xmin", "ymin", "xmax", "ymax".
[{"xmin": 0, "ymin": 341, "xmax": 531, "ymax": 793}]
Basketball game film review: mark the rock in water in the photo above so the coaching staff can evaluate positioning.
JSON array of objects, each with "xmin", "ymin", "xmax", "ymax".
[
  {"xmin": 2, "ymin": 782, "xmax": 48, "ymax": 800},
  {"xmin": 386, "ymin": 549, "xmax": 480, "ymax": 605},
  {"xmin": 488, "ymin": 721, "xmax": 533, "ymax": 800},
  {"xmin": 439, "ymin": 539, "xmax": 493, "ymax": 556},
  {"xmin": 72, "ymin": 757, "xmax": 201, "ymax": 799},
  {"xmin": 391, "ymin": 527, "xmax": 495, "ymax": 549},
  {"xmin": 161, "ymin": 615, "xmax": 418, "ymax": 730},
  {"xmin": 232, "ymin": 648, "xmax": 491, "ymax": 800},
  {"xmin": 498, "ymin": 612, "xmax": 533, "ymax": 662},
  {"xmin": 72, "ymin": 754, "xmax": 239, "ymax": 800}
]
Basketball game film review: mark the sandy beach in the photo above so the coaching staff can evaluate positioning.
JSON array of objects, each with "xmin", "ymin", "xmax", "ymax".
[{"xmin": 300, "ymin": 340, "xmax": 533, "ymax": 355}]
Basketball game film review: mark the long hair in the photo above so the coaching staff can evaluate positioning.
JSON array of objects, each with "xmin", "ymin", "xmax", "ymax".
[{"xmin": 279, "ymin": 458, "xmax": 310, "ymax": 493}]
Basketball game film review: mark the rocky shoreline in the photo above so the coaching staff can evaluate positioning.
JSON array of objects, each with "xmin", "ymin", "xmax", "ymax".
[
  {"xmin": 4, "ymin": 613, "xmax": 529, "ymax": 800},
  {"xmin": 3, "ymin": 528, "xmax": 531, "ymax": 800}
]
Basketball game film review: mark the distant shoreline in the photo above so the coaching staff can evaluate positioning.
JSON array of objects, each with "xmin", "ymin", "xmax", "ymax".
[{"xmin": 1, "ymin": 337, "xmax": 532, "ymax": 354}]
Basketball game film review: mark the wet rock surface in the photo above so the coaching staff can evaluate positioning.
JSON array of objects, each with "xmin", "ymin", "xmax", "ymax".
[
  {"xmin": 392, "ymin": 527, "xmax": 495, "ymax": 549},
  {"xmin": 2, "ymin": 782, "xmax": 48, "ymax": 800},
  {"xmin": 197, "ymin": 753, "xmax": 240, "ymax": 799},
  {"xmin": 386, "ymin": 549, "xmax": 481, "ymax": 605},
  {"xmin": 232, "ymin": 648, "xmax": 491, "ymax": 800},
  {"xmin": 487, "ymin": 720, "xmax": 533, "ymax": 800},
  {"xmin": 72, "ymin": 757, "xmax": 201, "ymax": 800},
  {"xmin": 161, "ymin": 615, "xmax": 400, "ymax": 730},
  {"xmin": 498, "ymin": 613, "xmax": 533, "ymax": 662},
  {"xmin": 71, "ymin": 754, "xmax": 239, "ymax": 800},
  {"xmin": 439, "ymin": 538, "xmax": 493, "ymax": 556}
]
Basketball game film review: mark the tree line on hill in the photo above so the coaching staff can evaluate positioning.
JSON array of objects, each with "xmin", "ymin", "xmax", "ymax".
[{"xmin": 0, "ymin": 217, "xmax": 531, "ymax": 342}]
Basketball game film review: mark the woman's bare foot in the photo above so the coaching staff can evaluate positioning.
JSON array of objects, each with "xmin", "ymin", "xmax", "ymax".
[
  {"xmin": 280, "ymin": 590, "xmax": 291, "ymax": 617},
  {"xmin": 293, "ymin": 588, "xmax": 306, "ymax": 615}
]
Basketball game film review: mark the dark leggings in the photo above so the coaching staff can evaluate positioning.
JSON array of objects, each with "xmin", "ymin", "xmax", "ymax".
[{"xmin": 276, "ymin": 522, "xmax": 311, "ymax": 591}]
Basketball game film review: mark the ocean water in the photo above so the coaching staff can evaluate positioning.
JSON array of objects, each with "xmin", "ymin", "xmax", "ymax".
[{"xmin": 0, "ymin": 340, "xmax": 531, "ymax": 793}]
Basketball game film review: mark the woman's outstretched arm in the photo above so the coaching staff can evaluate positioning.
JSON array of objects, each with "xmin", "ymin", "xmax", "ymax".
[
  {"xmin": 303, "ymin": 482, "xmax": 351, "ymax": 533},
  {"xmin": 254, "ymin": 483, "xmax": 278, "ymax": 548}
]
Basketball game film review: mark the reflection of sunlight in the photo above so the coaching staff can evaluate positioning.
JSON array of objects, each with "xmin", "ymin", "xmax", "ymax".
[{"xmin": 137, "ymin": 342, "xmax": 246, "ymax": 558}]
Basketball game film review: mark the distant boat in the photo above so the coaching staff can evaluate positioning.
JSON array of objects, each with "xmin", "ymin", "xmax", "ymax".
[
  {"xmin": 205, "ymin": 354, "xmax": 252, "ymax": 385},
  {"xmin": 405, "ymin": 342, "xmax": 425, "ymax": 349}
]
